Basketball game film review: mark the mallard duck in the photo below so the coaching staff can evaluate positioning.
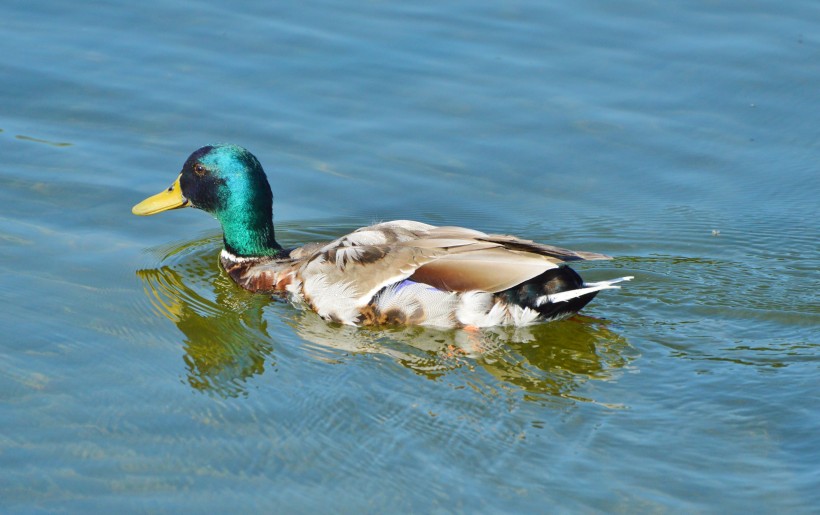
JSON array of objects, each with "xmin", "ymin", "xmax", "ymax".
[{"xmin": 133, "ymin": 144, "xmax": 632, "ymax": 327}]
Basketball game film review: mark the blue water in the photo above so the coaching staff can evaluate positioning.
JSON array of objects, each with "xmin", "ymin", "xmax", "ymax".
[{"xmin": 1, "ymin": 0, "xmax": 818, "ymax": 512}]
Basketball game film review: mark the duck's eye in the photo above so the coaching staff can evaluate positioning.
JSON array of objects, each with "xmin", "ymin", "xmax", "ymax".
[{"xmin": 193, "ymin": 164, "xmax": 206, "ymax": 176}]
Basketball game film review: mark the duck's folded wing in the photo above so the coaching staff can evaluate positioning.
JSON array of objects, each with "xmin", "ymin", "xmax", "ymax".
[
  {"xmin": 295, "ymin": 222, "xmax": 613, "ymax": 323},
  {"xmin": 405, "ymin": 231, "xmax": 612, "ymax": 293}
]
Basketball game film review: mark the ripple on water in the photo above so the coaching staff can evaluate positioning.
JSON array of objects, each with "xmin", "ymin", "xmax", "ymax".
[{"xmin": 564, "ymin": 207, "xmax": 818, "ymax": 373}]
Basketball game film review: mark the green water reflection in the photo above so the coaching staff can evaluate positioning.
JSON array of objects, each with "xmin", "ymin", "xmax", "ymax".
[
  {"xmin": 138, "ymin": 265, "xmax": 274, "ymax": 397},
  {"xmin": 137, "ymin": 236, "xmax": 636, "ymax": 402}
]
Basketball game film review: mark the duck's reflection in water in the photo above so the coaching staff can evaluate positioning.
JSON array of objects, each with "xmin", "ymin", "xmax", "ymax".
[
  {"xmin": 137, "ymin": 239, "xmax": 635, "ymax": 402},
  {"xmin": 292, "ymin": 309, "xmax": 634, "ymax": 404}
]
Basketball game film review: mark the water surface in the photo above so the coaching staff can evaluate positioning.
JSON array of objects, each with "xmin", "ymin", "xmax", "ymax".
[{"xmin": 1, "ymin": 0, "xmax": 818, "ymax": 512}]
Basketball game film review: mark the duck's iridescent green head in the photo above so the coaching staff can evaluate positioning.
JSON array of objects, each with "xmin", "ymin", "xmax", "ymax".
[{"xmin": 133, "ymin": 144, "xmax": 282, "ymax": 258}]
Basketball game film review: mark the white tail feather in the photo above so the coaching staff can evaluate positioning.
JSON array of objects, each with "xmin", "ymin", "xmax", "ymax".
[{"xmin": 539, "ymin": 276, "xmax": 634, "ymax": 305}]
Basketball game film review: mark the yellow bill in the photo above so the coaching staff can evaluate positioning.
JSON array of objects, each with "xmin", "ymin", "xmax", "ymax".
[{"xmin": 132, "ymin": 174, "xmax": 189, "ymax": 216}]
